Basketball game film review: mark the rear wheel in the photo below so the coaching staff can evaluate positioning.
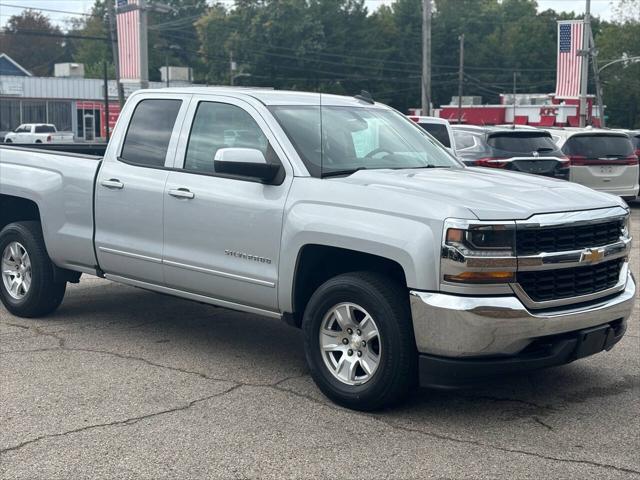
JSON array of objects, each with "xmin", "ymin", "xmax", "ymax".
[
  {"xmin": 0, "ymin": 222, "xmax": 66, "ymax": 317},
  {"xmin": 302, "ymin": 272, "xmax": 417, "ymax": 411}
]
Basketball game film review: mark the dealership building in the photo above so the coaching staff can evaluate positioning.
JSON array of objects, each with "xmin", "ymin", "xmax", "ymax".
[{"xmin": 0, "ymin": 53, "xmax": 192, "ymax": 141}]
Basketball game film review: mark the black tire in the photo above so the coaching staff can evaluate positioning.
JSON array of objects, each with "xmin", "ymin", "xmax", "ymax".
[
  {"xmin": 0, "ymin": 222, "xmax": 66, "ymax": 318},
  {"xmin": 302, "ymin": 272, "xmax": 417, "ymax": 411},
  {"xmin": 5, "ymin": 139, "xmax": 12, "ymax": 143},
  {"xmin": 35, "ymin": 140, "xmax": 43, "ymax": 144}
]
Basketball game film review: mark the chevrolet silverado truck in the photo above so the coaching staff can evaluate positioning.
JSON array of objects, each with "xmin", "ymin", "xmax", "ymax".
[{"xmin": 0, "ymin": 88, "xmax": 635, "ymax": 410}]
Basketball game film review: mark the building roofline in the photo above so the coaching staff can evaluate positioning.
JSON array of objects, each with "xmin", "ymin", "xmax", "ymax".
[{"xmin": 0, "ymin": 53, "xmax": 32, "ymax": 77}]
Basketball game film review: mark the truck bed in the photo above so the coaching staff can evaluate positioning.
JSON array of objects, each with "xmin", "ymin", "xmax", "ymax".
[{"xmin": 0, "ymin": 145, "xmax": 102, "ymax": 274}]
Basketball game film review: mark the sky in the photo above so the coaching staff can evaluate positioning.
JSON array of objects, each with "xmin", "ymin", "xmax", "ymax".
[{"xmin": 0, "ymin": 0, "xmax": 616, "ymax": 29}]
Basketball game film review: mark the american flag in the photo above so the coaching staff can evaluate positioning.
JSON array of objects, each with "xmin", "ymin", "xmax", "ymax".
[
  {"xmin": 555, "ymin": 20, "xmax": 584, "ymax": 99},
  {"xmin": 116, "ymin": 0, "xmax": 140, "ymax": 80}
]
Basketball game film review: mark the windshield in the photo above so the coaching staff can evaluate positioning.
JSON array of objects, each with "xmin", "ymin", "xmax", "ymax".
[{"xmin": 269, "ymin": 105, "xmax": 461, "ymax": 177}]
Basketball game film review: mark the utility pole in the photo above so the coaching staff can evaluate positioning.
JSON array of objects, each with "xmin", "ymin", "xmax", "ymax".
[
  {"xmin": 421, "ymin": 0, "xmax": 432, "ymax": 116},
  {"xmin": 103, "ymin": 61, "xmax": 110, "ymax": 141},
  {"xmin": 138, "ymin": 0, "xmax": 149, "ymax": 89},
  {"xmin": 589, "ymin": 28, "xmax": 605, "ymax": 127},
  {"xmin": 106, "ymin": 0, "xmax": 124, "ymax": 108},
  {"xmin": 457, "ymin": 33, "xmax": 464, "ymax": 124},
  {"xmin": 578, "ymin": 0, "xmax": 591, "ymax": 127},
  {"xmin": 229, "ymin": 51, "xmax": 237, "ymax": 86},
  {"xmin": 512, "ymin": 71, "xmax": 517, "ymax": 127}
]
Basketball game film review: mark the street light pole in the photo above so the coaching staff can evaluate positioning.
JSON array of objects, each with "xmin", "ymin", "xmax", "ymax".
[
  {"xmin": 421, "ymin": 0, "xmax": 432, "ymax": 116},
  {"xmin": 578, "ymin": 0, "xmax": 591, "ymax": 127},
  {"xmin": 457, "ymin": 34, "xmax": 464, "ymax": 124}
]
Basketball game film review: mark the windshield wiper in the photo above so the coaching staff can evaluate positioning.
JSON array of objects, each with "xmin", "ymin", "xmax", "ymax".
[
  {"xmin": 536, "ymin": 147, "xmax": 554, "ymax": 152},
  {"xmin": 321, "ymin": 167, "xmax": 368, "ymax": 178}
]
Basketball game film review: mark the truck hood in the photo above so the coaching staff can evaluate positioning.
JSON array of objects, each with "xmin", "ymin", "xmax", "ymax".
[{"xmin": 337, "ymin": 167, "xmax": 625, "ymax": 220}]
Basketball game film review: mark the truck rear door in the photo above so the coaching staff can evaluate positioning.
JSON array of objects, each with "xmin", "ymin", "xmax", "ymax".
[
  {"xmin": 94, "ymin": 94, "xmax": 191, "ymax": 284},
  {"xmin": 161, "ymin": 94, "xmax": 293, "ymax": 313}
]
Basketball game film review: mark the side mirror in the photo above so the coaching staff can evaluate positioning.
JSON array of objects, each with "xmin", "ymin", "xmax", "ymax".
[{"xmin": 214, "ymin": 148, "xmax": 281, "ymax": 183}]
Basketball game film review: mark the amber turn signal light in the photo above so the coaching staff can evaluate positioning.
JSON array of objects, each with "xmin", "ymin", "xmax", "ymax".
[{"xmin": 444, "ymin": 271, "xmax": 515, "ymax": 284}]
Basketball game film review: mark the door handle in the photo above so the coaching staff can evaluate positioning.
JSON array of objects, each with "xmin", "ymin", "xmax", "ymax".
[
  {"xmin": 168, "ymin": 188, "xmax": 195, "ymax": 200},
  {"xmin": 101, "ymin": 179, "xmax": 124, "ymax": 189}
]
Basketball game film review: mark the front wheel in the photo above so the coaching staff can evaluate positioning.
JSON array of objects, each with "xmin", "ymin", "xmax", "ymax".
[
  {"xmin": 302, "ymin": 272, "xmax": 417, "ymax": 411},
  {"xmin": 0, "ymin": 222, "xmax": 66, "ymax": 317}
]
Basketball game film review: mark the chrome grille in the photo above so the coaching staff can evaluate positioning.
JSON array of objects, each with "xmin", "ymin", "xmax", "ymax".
[
  {"xmin": 516, "ymin": 258, "xmax": 623, "ymax": 303},
  {"xmin": 516, "ymin": 220, "xmax": 623, "ymax": 256}
]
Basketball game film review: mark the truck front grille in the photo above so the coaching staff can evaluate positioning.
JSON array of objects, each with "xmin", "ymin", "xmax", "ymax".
[
  {"xmin": 516, "ymin": 220, "xmax": 622, "ymax": 256},
  {"xmin": 516, "ymin": 259, "xmax": 623, "ymax": 303}
]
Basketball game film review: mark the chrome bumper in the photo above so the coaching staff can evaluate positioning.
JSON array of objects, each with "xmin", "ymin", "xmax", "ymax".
[{"xmin": 409, "ymin": 272, "xmax": 636, "ymax": 357}]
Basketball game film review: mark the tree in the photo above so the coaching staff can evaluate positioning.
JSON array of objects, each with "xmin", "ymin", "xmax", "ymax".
[
  {"xmin": 596, "ymin": 20, "xmax": 640, "ymax": 128},
  {"xmin": 0, "ymin": 10, "xmax": 66, "ymax": 76},
  {"xmin": 68, "ymin": 1, "xmax": 113, "ymax": 79}
]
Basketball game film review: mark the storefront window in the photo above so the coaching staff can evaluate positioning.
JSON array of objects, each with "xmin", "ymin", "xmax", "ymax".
[{"xmin": 0, "ymin": 98, "xmax": 20, "ymax": 131}]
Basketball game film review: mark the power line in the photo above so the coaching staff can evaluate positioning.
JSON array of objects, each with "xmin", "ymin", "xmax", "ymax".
[
  {"xmin": 0, "ymin": 29, "xmax": 111, "ymax": 42},
  {"xmin": 0, "ymin": 3, "xmax": 94, "ymax": 17}
]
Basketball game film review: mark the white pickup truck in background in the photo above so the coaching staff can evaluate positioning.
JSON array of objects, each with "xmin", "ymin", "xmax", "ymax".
[{"xmin": 3, "ymin": 124, "xmax": 74, "ymax": 144}]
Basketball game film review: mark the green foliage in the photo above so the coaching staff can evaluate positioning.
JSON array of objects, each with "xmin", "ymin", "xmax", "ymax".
[
  {"xmin": 596, "ymin": 21, "xmax": 640, "ymax": 128},
  {"xmin": 0, "ymin": 10, "xmax": 66, "ymax": 76},
  {"xmin": 4, "ymin": 0, "xmax": 637, "ymax": 127}
]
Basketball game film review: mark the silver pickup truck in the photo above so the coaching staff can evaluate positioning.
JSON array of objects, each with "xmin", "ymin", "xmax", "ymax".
[{"xmin": 0, "ymin": 88, "xmax": 635, "ymax": 410}]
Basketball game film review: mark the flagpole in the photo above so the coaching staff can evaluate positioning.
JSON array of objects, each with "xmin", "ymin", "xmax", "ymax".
[{"xmin": 578, "ymin": 0, "xmax": 591, "ymax": 127}]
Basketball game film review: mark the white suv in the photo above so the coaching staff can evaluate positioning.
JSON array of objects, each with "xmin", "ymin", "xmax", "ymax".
[{"xmin": 544, "ymin": 128, "xmax": 639, "ymax": 201}]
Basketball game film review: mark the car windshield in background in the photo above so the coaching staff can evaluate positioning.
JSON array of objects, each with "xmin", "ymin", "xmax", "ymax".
[
  {"xmin": 417, "ymin": 122, "xmax": 451, "ymax": 147},
  {"xmin": 564, "ymin": 135, "xmax": 634, "ymax": 158},
  {"xmin": 487, "ymin": 132, "xmax": 559, "ymax": 154},
  {"xmin": 269, "ymin": 105, "xmax": 460, "ymax": 177}
]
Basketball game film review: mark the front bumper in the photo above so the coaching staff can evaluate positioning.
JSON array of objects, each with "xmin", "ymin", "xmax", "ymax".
[{"xmin": 410, "ymin": 273, "xmax": 636, "ymax": 386}]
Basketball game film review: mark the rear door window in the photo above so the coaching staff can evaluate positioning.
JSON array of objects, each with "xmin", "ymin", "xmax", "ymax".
[
  {"xmin": 487, "ymin": 133, "xmax": 559, "ymax": 154},
  {"xmin": 418, "ymin": 123, "xmax": 450, "ymax": 147},
  {"xmin": 563, "ymin": 135, "xmax": 634, "ymax": 159},
  {"xmin": 120, "ymin": 99, "xmax": 182, "ymax": 167}
]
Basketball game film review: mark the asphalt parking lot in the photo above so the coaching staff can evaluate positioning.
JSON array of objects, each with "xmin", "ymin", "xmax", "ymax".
[{"xmin": 0, "ymin": 205, "xmax": 638, "ymax": 480}]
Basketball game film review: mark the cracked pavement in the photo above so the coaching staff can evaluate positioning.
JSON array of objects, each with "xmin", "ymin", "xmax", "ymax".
[{"xmin": 0, "ymin": 205, "xmax": 638, "ymax": 479}]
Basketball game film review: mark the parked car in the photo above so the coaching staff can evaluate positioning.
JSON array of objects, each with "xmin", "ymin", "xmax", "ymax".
[
  {"xmin": 407, "ymin": 115, "xmax": 455, "ymax": 153},
  {"xmin": 4, "ymin": 124, "xmax": 74, "ymax": 144},
  {"xmin": 451, "ymin": 125, "xmax": 570, "ymax": 179},
  {"xmin": 0, "ymin": 88, "xmax": 635, "ymax": 410},
  {"xmin": 543, "ymin": 128, "xmax": 639, "ymax": 201}
]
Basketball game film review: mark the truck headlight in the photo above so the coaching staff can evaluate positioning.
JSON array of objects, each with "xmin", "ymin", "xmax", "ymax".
[
  {"xmin": 622, "ymin": 214, "xmax": 632, "ymax": 240},
  {"xmin": 441, "ymin": 220, "xmax": 516, "ymax": 285}
]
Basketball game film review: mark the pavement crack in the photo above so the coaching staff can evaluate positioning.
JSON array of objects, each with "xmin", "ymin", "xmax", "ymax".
[
  {"xmin": 31, "ymin": 326, "xmax": 66, "ymax": 348},
  {"xmin": 0, "ymin": 384, "xmax": 243, "ymax": 456},
  {"xmin": 2, "ymin": 322, "xmax": 29, "ymax": 330},
  {"xmin": 459, "ymin": 394, "xmax": 557, "ymax": 412},
  {"xmin": 262, "ymin": 383, "xmax": 639, "ymax": 476},
  {"xmin": 532, "ymin": 416, "xmax": 554, "ymax": 431}
]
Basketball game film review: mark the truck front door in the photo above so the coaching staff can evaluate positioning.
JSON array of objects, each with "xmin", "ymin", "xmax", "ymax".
[
  {"xmin": 162, "ymin": 96, "xmax": 293, "ymax": 313},
  {"xmin": 94, "ymin": 94, "xmax": 190, "ymax": 284}
]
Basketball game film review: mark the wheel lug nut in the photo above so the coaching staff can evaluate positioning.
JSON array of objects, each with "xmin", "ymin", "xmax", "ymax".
[
  {"xmin": 347, "ymin": 349, "xmax": 353, "ymax": 356},
  {"xmin": 347, "ymin": 328, "xmax": 353, "ymax": 335},
  {"xmin": 356, "ymin": 329, "xmax": 361, "ymax": 335},
  {"xmin": 361, "ymin": 340, "xmax": 366, "ymax": 347},
  {"xmin": 357, "ymin": 351, "xmax": 362, "ymax": 357},
  {"xmin": 342, "ymin": 338, "xmax": 349, "ymax": 345}
]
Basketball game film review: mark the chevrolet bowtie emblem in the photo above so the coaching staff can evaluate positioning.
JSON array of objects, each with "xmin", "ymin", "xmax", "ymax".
[{"xmin": 580, "ymin": 248, "xmax": 605, "ymax": 264}]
